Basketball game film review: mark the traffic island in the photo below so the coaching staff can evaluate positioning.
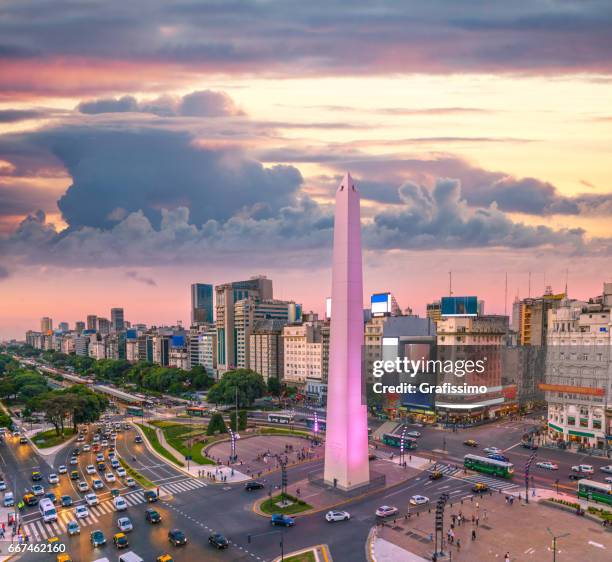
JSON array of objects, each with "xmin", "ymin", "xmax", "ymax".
[
  {"xmin": 272, "ymin": 544, "xmax": 331, "ymax": 562},
  {"xmin": 259, "ymin": 493, "xmax": 313, "ymax": 515}
]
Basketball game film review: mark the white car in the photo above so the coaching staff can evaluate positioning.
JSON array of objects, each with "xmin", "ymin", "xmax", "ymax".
[
  {"xmin": 407, "ymin": 431, "xmax": 421, "ymax": 438},
  {"xmin": 85, "ymin": 493, "xmax": 98, "ymax": 506},
  {"xmin": 605, "ymin": 477, "xmax": 612, "ymax": 484},
  {"xmin": 86, "ymin": 464, "xmax": 96, "ymax": 475},
  {"xmin": 410, "ymin": 495, "xmax": 430, "ymax": 506},
  {"xmin": 325, "ymin": 510, "xmax": 350, "ymax": 522},
  {"xmin": 536, "ymin": 461, "xmax": 558, "ymax": 471},
  {"xmin": 78, "ymin": 481, "xmax": 89, "ymax": 492},
  {"xmin": 58, "ymin": 465, "xmax": 68, "ymax": 474},
  {"xmin": 375, "ymin": 505, "xmax": 398, "ymax": 518},
  {"xmin": 105, "ymin": 472, "xmax": 116, "ymax": 483},
  {"xmin": 92, "ymin": 479, "xmax": 104, "ymax": 490},
  {"xmin": 0, "ymin": 481, "xmax": 6, "ymax": 491},
  {"xmin": 101, "ymin": 440, "xmax": 108, "ymax": 447},
  {"xmin": 126, "ymin": 477, "xmax": 136, "ymax": 487},
  {"xmin": 75, "ymin": 505, "xmax": 89, "ymax": 519},
  {"xmin": 77, "ymin": 435, "xmax": 85, "ymax": 442},
  {"xmin": 483, "ymin": 447, "xmax": 502, "ymax": 455},
  {"xmin": 82, "ymin": 444, "xmax": 91, "ymax": 452},
  {"xmin": 70, "ymin": 456, "xmax": 78, "ymax": 465},
  {"xmin": 571, "ymin": 464, "xmax": 594, "ymax": 474},
  {"xmin": 48, "ymin": 473, "xmax": 59, "ymax": 484},
  {"xmin": 117, "ymin": 516, "xmax": 133, "ymax": 532},
  {"xmin": 114, "ymin": 496, "xmax": 128, "ymax": 511},
  {"xmin": 96, "ymin": 454, "xmax": 104, "ymax": 462},
  {"xmin": 600, "ymin": 465, "xmax": 612, "ymax": 474},
  {"xmin": 116, "ymin": 467, "xmax": 127, "ymax": 478}
]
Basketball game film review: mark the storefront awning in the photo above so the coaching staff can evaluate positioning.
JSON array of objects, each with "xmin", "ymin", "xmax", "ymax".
[{"xmin": 568, "ymin": 429, "xmax": 594, "ymax": 438}]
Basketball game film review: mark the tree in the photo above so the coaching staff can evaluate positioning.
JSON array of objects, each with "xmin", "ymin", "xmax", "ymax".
[
  {"xmin": 206, "ymin": 369, "xmax": 266, "ymax": 407},
  {"xmin": 39, "ymin": 392, "xmax": 75, "ymax": 436},
  {"xmin": 207, "ymin": 412, "xmax": 227, "ymax": 435},
  {"xmin": 0, "ymin": 412, "xmax": 11, "ymax": 429},
  {"xmin": 267, "ymin": 376, "xmax": 281, "ymax": 397},
  {"xmin": 238, "ymin": 410, "xmax": 247, "ymax": 431},
  {"xmin": 63, "ymin": 385, "xmax": 109, "ymax": 429}
]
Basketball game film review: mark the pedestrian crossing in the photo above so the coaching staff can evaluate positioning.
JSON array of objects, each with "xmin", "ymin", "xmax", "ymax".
[
  {"xmin": 428, "ymin": 463, "xmax": 518, "ymax": 492},
  {"xmin": 21, "ymin": 478, "xmax": 208, "ymax": 543}
]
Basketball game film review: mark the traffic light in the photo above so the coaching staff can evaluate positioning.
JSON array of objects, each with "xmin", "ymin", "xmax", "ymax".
[{"xmin": 435, "ymin": 511, "xmax": 443, "ymax": 531}]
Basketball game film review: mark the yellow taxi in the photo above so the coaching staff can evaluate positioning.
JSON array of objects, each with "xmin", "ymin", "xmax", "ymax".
[
  {"xmin": 113, "ymin": 532, "xmax": 129, "ymax": 549},
  {"xmin": 23, "ymin": 493, "xmax": 37, "ymax": 506},
  {"xmin": 47, "ymin": 536, "xmax": 60, "ymax": 545},
  {"xmin": 157, "ymin": 555, "xmax": 174, "ymax": 562},
  {"xmin": 56, "ymin": 554, "xmax": 72, "ymax": 562},
  {"xmin": 429, "ymin": 470, "xmax": 443, "ymax": 480},
  {"xmin": 472, "ymin": 482, "xmax": 489, "ymax": 493},
  {"xmin": 463, "ymin": 439, "xmax": 478, "ymax": 447}
]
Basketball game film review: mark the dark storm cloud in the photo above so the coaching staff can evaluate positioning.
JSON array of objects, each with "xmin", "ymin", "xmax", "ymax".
[
  {"xmin": 0, "ymin": 265, "xmax": 9, "ymax": 280},
  {"xmin": 0, "ymin": 1, "xmax": 611, "ymax": 96},
  {"xmin": 125, "ymin": 271, "xmax": 157, "ymax": 286},
  {"xmin": 0, "ymin": 109, "xmax": 45, "ymax": 123}
]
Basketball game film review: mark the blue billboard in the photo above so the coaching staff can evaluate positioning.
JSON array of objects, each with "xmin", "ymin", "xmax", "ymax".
[
  {"xmin": 171, "ymin": 335, "xmax": 185, "ymax": 347},
  {"xmin": 441, "ymin": 296, "xmax": 478, "ymax": 317}
]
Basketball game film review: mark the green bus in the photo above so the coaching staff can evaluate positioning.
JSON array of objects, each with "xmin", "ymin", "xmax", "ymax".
[
  {"xmin": 382, "ymin": 433, "xmax": 417, "ymax": 449},
  {"xmin": 464, "ymin": 454, "xmax": 514, "ymax": 479},
  {"xmin": 126, "ymin": 406, "xmax": 144, "ymax": 417},
  {"xmin": 577, "ymin": 479, "xmax": 612, "ymax": 507}
]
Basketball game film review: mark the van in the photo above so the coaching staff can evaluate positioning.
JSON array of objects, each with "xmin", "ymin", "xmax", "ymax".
[
  {"xmin": 118, "ymin": 552, "xmax": 144, "ymax": 562},
  {"xmin": 39, "ymin": 498, "xmax": 58, "ymax": 522}
]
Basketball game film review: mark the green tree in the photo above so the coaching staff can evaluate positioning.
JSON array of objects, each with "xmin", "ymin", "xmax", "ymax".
[
  {"xmin": 238, "ymin": 410, "xmax": 247, "ymax": 431},
  {"xmin": 267, "ymin": 376, "xmax": 281, "ymax": 397},
  {"xmin": 38, "ymin": 392, "xmax": 75, "ymax": 435},
  {"xmin": 0, "ymin": 412, "xmax": 12, "ymax": 428},
  {"xmin": 206, "ymin": 369, "xmax": 266, "ymax": 407},
  {"xmin": 207, "ymin": 412, "xmax": 227, "ymax": 435},
  {"xmin": 63, "ymin": 385, "xmax": 109, "ymax": 429}
]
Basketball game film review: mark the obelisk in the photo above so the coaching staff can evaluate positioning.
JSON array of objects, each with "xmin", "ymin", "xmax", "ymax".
[{"xmin": 323, "ymin": 172, "xmax": 370, "ymax": 491}]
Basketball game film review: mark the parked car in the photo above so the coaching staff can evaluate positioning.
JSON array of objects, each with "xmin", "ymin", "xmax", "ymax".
[{"xmin": 3, "ymin": 492, "xmax": 15, "ymax": 507}]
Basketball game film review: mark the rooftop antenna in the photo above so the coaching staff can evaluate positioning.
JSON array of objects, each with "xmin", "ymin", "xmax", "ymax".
[
  {"xmin": 564, "ymin": 268, "xmax": 569, "ymax": 297},
  {"xmin": 448, "ymin": 271, "xmax": 453, "ymax": 296}
]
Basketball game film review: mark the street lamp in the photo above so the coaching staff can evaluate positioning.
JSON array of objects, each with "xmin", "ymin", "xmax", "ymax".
[
  {"xmin": 399, "ymin": 426, "xmax": 408, "ymax": 466},
  {"xmin": 547, "ymin": 527, "xmax": 569, "ymax": 562}
]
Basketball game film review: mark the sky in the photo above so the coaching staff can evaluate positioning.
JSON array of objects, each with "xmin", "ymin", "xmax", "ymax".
[{"xmin": 1, "ymin": 0, "xmax": 611, "ymax": 340}]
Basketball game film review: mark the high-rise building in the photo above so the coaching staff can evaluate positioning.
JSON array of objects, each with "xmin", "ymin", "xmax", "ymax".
[
  {"xmin": 543, "ymin": 283, "xmax": 612, "ymax": 449},
  {"xmin": 87, "ymin": 315, "xmax": 98, "ymax": 331},
  {"xmin": 215, "ymin": 276, "xmax": 273, "ymax": 373},
  {"xmin": 249, "ymin": 319, "xmax": 286, "ymax": 382},
  {"xmin": 426, "ymin": 301, "xmax": 442, "ymax": 323},
  {"xmin": 40, "ymin": 317, "xmax": 53, "ymax": 333},
  {"xmin": 97, "ymin": 317, "xmax": 110, "ymax": 335},
  {"xmin": 58, "ymin": 322, "xmax": 69, "ymax": 332},
  {"xmin": 515, "ymin": 287, "xmax": 565, "ymax": 346},
  {"xmin": 74, "ymin": 335, "xmax": 90, "ymax": 356},
  {"xmin": 75, "ymin": 321, "xmax": 85, "ymax": 333},
  {"xmin": 111, "ymin": 308, "xmax": 125, "ymax": 332},
  {"xmin": 283, "ymin": 322, "xmax": 324, "ymax": 386},
  {"xmin": 191, "ymin": 283, "xmax": 214, "ymax": 325}
]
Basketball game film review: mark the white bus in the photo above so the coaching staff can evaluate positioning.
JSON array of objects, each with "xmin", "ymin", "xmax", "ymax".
[
  {"xmin": 39, "ymin": 498, "xmax": 57, "ymax": 522},
  {"xmin": 267, "ymin": 413, "xmax": 294, "ymax": 424}
]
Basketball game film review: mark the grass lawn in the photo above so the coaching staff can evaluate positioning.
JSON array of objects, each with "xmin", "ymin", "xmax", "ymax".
[
  {"xmin": 259, "ymin": 427, "xmax": 311, "ymax": 438},
  {"xmin": 119, "ymin": 458, "xmax": 154, "ymax": 489},
  {"xmin": 284, "ymin": 553, "xmax": 316, "ymax": 562},
  {"xmin": 259, "ymin": 493, "xmax": 312, "ymax": 515},
  {"xmin": 136, "ymin": 423, "xmax": 184, "ymax": 467},
  {"xmin": 150, "ymin": 421, "xmax": 216, "ymax": 465},
  {"xmin": 32, "ymin": 427, "xmax": 76, "ymax": 448}
]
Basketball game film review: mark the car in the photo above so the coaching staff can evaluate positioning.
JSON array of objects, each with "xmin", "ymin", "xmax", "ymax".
[
  {"xmin": 111, "ymin": 488, "xmax": 121, "ymax": 497},
  {"xmin": 116, "ymin": 467, "xmax": 127, "ymax": 477},
  {"xmin": 3, "ymin": 492, "xmax": 15, "ymax": 507},
  {"xmin": 32, "ymin": 484, "xmax": 44, "ymax": 496},
  {"xmin": 67, "ymin": 520, "xmax": 80, "ymax": 536},
  {"xmin": 72, "ymin": 448, "xmax": 81, "ymax": 456},
  {"xmin": 61, "ymin": 495, "xmax": 73, "ymax": 507},
  {"xmin": 97, "ymin": 462, "xmax": 106, "ymax": 472},
  {"xmin": 245, "ymin": 481, "xmax": 265, "ymax": 491},
  {"xmin": 113, "ymin": 532, "xmax": 129, "ymax": 549},
  {"xmin": 111, "ymin": 459, "xmax": 120, "ymax": 469},
  {"xmin": 77, "ymin": 435, "xmax": 85, "ymax": 442},
  {"xmin": 157, "ymin": 555, "xmax": 173, "ymax": 562},
  {"xmin": 75, "ymin": 505, "xmax": 89, "ymax": 519},
  {"xmin": 144, "ymin": 490, "xmax": 158, "ymax": 503},
  {"xmin": 48, "ymin": 473, "xmax": 59, "ymax": 484},
  {"xmin": 58, "ymin": 465, "xmax": 67, "ymax": 474},
  {"xmin": 70, "ymin": 456, "xmax": 78, "ymax": 465},
  {"xmin": 487, "ymin": 453, "xmax": 510, "ymax": 462},
  {"xmin": 0, "ymin": 480, "xmax": 6, "ymax": 491},
  {"xmin": 45, "ymin": 492, "xmax": 57, "ymax": 503},
  {"xmin": 23, "ymin": 493, "xmax": 38, "ymax": 506},
  {"xmin": 85, "ymin": 493, "xmax": 98, "ymax": 506},
  {"xmin": 95, "ymin": 453, "xmax": 104, "ymax": 462},
  {"xmin": 82, "ymin": 444, "xmax": 91, "ymax": 452},
  {"xmin": 117, "ymin": 517, "xmax": 133, "ymax": 532},
  {"xmin": 145, "ymin": 508, "xmax": 161, "ymax": 523},
  {"xmin": 134, "ymin": 435, "xmax": 143, "ymax": 443},
  {"xmin": 571, "ymin": 464, "xmax": 594, "ymax": 474},
  {"xmin": 429, "ymin": 470, "xmax": 443, "ymax": 480},
  {"xmin": 483, "ymin": 447, "xmax": 502, "ymax": 455},
  {"xmin": 605, "ymin": 476, "xmax": 612, "ymax": 484},
  {"xmin": 472, "ymin": 483, "xmax": 489, "ymax": 493},
  {"xmin": 105, "ymin": 472, "xmax": 116, "ymax": 483},
  {"xmin": 406, "ymin": 431, "xmax": 421, "ymax": 438},
  {"xmin": 101, "ymin": 440, "xmax": 108, "ymax": 447},
  {"xmin": 114, "ymin": 496, "xmax": 128, "ymax": 511},
  {"xmin": 92, "ymin": 479, "xmax": 104, "ymax": 490},
  {"xmin": 90, "ymin": 530, "xmax": 106, "ymax": 547},
  {"xmin": 536, "ymin": 461, "xmax": 559, "ymax": 471},
  {"xmin": 325, "ymin": 510, "xmax": 351, "ymax": 522},
  {"xmin": 70, "ymin": 470, "xmax": 79, "ymax": 480},
  {"xmin": 168, "ymin": 529, "xmax": 188, "ymax": 546},
  {"xmin": 569, "ymin": 473, "xmax": 587, "ymax": 481},
  {"xmin": 377, "ymin": 505, "xmax": 399, "ymax": 518},
  {"xmin": 209, "ymin": 533, "xmax": 229, "ymax": 549},
  {"xmin": 78, "ymin": 481, "xmax": 89, "ymax": 492},
  {"xmin": 409, "ymin": 495, "xmax": 430, "ymax": 505},
  {"xmin": 126, "ymin": 476, "xmax": 137, "ymax": 487},
  {"xmin": 463, "ymin": 439, "xmax": 478, "ymax": 447},
  {"xmin": 270, "ymin": 514, "xmax": 295, "ymax": 527},
  {"xmin": 31, "ymin": 471, "xmax": 42, "ymax": 481},
  {"xmin": 19, "ymin": 436, "xmax": 28, "ymax": 444},
  {"xmin": 86, "ymin": 464, "xmax": 96, "ymax": 475},
  {"xmin": 601, "ymin": 465, "xmax": 612, "ymax": 474}
]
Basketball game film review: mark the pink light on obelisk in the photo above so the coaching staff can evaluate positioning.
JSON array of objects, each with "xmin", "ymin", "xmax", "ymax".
[{"xmin": 323, "ymin": 172, "xmax": 370, "ymax": 491}]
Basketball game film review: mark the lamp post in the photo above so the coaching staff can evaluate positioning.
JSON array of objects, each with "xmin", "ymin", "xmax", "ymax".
[
  {"xmin": 228, "ymin": 429, "xmax": 238, "ymax": 463},
  {"xmin": 524, "ymin": 451, "xmax": 537, "ymax": 504},
  {"xmin": 547, "ymin": 527, "xmax": 569, "ymax": 562},
  {"xmin": 399, "ymin": 426, "xmax": 408, "ymax": 466}
]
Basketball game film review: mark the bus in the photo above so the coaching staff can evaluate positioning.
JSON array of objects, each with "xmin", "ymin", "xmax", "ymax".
[
  {"xmin": 382, "ymin": 433, "xmax": 417, "ymax": 449},
  {"xmin": 267, "ymin": 413, "xmax": 294, "ymax": 424},
  {"xmin": 305, "ymin": 417, "xmax": 326, "ymax": 431},
  {"xmin": 577, "ymin": 479, "xmax": 612, "ymax": 507},
  {"xmin": 464, "ymin": 454, "xmax": 514, "ymax": 479},
  {"xmin": 186, "ymin": 407, "xmax": 207, "ymax": 417},
  {"xmin": 39, "ymin": 498, "xmax": 57, "ymax": 522},
  {"xmin": 126, "ymin": 406, "xmax": 144, "ymax": 417}
]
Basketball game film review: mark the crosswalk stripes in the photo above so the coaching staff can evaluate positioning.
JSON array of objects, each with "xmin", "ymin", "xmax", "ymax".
[
  {"xmin": 21, "ymin": 478, "xmax": 207, "ymax": 543},
  {"xmin": 463, "ymin": 473, "xmax": 518, "ymax": 491},
  {"xmin": 430, "ymin": 464, "xmax": 461, "ymax": 477}
]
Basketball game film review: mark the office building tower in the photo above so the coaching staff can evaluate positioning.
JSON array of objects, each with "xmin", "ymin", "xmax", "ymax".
[
  {"xmin": 515, "ymin": 287, "xmax": 565, "ymax": 346},
  {"xmin": 40, "ymin": 317, "xmax": 53, "ymax": 333},
  {"xmin": 191, "ymin": 283, "xmax": 214, "ymax": 325},
  {"xmin": 97, "ymin": 317, "xmax": 111, "ymax": 335},
  {"xmin": 87, "ymin": 315, "xmax": 98, "ymax": 331},
  {"xmin": 58, "ymin": 322, "xmax": 69, "ymax": 332},
  {"xmin": 75, "ymin": 321, "xmax": 85, "ymax": 333},
  {"xmin": 111, "ymin": 308, "xmax": 124, "ymax": 332}
]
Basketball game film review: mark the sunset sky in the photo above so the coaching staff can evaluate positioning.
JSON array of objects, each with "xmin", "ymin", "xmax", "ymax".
[{"xmin": 1, "ymin": 1, "xmax": 611, "ymax": 339}]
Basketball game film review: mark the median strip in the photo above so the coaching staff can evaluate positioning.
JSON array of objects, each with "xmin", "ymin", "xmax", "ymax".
[{"xmin": 136, "ymin": 422, "xmax": 185, "ymax": 467}]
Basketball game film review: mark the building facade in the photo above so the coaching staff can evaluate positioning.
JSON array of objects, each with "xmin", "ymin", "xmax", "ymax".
[
  {"xmin": 191, "ymin": 283, "xmax": 213, "ymax": 325},
  {"xmin": 248, "ymin": 319, "xmax": 285, "ymax": 382},
  {"xmin": 283, "ymin": 322, "xmax": 323, "ymax": 386}
]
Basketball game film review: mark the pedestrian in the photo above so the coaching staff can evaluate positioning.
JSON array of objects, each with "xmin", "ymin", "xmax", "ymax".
[
  {"xmin": 456, "ymin": 538, "xmax": 461, "ymax": 550},
  {"xmin": 504, "ymin": 553, "xmax": 510, "ymax": 562},
  {"xmin": 471, "ymin": 529, "xmax": 476, "ymax": 541},
  {"xmin": 476, "ymin": 516, "xmax": 479, "ymax": 527}
]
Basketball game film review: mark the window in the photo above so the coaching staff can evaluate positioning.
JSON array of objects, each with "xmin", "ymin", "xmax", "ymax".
[{"xmin": 592, "ymin": 419, "xmax": 602, "ymax": 430}]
